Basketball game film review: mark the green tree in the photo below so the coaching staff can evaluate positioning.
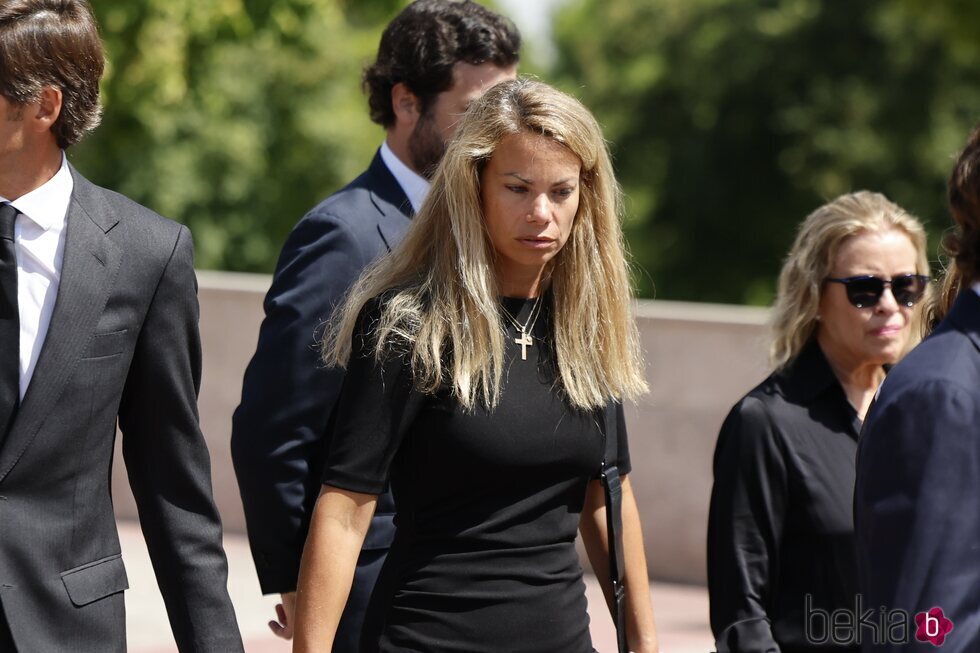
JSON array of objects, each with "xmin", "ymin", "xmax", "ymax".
[
  {"xmin": 75, "ymin": 0, "xmax": 397, "ymax": 272},
  {"xmin": 551, "ymin": 0, "xmax": 980, "ymax": 303}
]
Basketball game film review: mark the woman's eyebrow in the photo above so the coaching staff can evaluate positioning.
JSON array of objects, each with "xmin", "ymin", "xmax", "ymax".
[{"xmin": 502, "ymin": 173, "xmax": 577, "ymax": 186}]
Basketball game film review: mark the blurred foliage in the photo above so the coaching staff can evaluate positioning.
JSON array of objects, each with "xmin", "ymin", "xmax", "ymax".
[
  {"xmin": 551, "ymin": 0, "xmax": 980, "ymax": 303},
  {"xmin": 75, "ymin": 0, "xmax": 400, "ymax": 272},
  {"xmin": 73, "ymin": 0, "xmax": 980, "ymax": 304}
]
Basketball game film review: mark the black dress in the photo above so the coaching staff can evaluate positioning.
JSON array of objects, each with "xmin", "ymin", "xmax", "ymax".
[
  {"xmin": 322, "ymin": 295, "xmax": 631, "ymax": 653},
  {"xmin": 707, "ymin": 341, "xmax": 864, "ymax": 653}
]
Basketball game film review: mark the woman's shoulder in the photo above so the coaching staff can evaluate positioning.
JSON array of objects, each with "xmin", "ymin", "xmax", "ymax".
[
  {"xmin": 731, "ymin": 371, "xmax": 785, "ymax": 415},
  {"xmin": 718, "ymin": 372, "xmax": 796, "ymax": 450},
  {"xmin": 730, "ymin": 354, "xmax": 822, "ymax": 419},
  {"xmin": 713, "ymin": 385, "xmax": 794, "ymax": 477},
  {"xmin": 724, "ymin": 388, "xmax": 776, "ymax": 434},
  {"xmin": 351, "ymin": 287, "xmax": 429, "ymax": 361},
  {"xmin": 721, "ymin": 359, "xmax": 834, "ymax": 456},
  {"xmin": 353, "ymin": 288, "xmax": 413, "ymax": 331}
]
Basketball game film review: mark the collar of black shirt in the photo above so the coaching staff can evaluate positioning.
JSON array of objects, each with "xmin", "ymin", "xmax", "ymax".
[
  {"xmin": 777, "ymin": 339, "xmax": 841, "ymax": 404},
  {"xmin": 777, "ymin": 339, "xmax": 887, "ymax": 438}
]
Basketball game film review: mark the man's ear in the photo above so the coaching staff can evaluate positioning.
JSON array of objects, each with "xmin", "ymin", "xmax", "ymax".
[
  {"xmin": 391, "ymin": 82, "xmax": 421, "ymax": 130},
  {"xmin": 32, "ymin": 86, "xmax": 63, "ymax": 134}
]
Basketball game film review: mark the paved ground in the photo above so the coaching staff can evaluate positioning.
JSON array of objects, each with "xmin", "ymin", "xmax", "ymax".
[{"xmin": 119, "ymin": 521, "xmax": 713, "ymax": 653}]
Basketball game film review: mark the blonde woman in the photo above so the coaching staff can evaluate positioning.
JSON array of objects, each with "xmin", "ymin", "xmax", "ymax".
[
  {"xmin": 707, "ymin": 192, "xmax": 930, "ymax": 653},
  {"xmin": 292, "ymin": 79, "xmax": 659, "ymax": 653}
]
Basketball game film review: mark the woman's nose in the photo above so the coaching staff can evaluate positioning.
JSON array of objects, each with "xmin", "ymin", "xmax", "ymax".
[
  {"xmin": 875, "ymin": 286, "xmax": 901, "ymax": 313},
  {"xmin": 527, "ymin": 194, "xmax": 550, "ymax": 222}
]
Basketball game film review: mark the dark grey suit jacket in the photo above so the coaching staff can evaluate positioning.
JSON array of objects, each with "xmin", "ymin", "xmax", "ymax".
[
  {"xmin": 855, "ymin": 290, "xmax": 980, "ymax": 653},
  {"xmin": 0, "ymin": 166, "xmax": 243, "ymax": 652},
  {"xmin": 231, "ymin": 151, "xmax": 412, "ymax": 648}
]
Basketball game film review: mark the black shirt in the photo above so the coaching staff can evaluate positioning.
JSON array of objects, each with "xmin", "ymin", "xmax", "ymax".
[
  {"xmin": 323, "ymin": 295, "xmax": 630, "ymax": 653},
  {"xmin": 707, "ymin": 341, "xmax": 863, "ymax": 653}
]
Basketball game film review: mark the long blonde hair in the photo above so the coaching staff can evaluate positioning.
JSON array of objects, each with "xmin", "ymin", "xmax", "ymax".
[
  {"xmin": 323, "ymin": 78, "xmax": 647, "ymax": 410},
  {"xmin": 769, "ymin": 191, "xmax": 930, "ymax": 369}
]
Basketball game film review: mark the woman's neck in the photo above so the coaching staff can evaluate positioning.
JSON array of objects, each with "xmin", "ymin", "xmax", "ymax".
[
  {"xmin": 816, "ymin": 338, "xmax": 885, "ymax": 420},
  {"xmin": 497, "ymin": 266, "xmax": 548, "ymax": 299}
]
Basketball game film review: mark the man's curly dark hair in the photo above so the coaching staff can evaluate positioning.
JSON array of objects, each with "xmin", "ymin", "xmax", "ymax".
[
  {"xmin": 947, "ymin": 126, "xmax": 980, "ymax": 286},
  {"xmin": 925, "ymin": 125, "xmax": 980, "ymax": 330},
  {"xmin": 363, "ymin": 0, "xmax": 521, "ymax": 128}
]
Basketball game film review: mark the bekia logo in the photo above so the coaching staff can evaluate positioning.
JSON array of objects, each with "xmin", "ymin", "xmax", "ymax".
[
  {"xmin": 915, "ymin": 607, "xmax": 953, "ymax": 647},
  {"xmin": 805, "ymin": 595, "xmax": 955, "ymax": 647}
]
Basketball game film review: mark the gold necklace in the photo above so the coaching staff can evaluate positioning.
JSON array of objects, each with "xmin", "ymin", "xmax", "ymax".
[{"xmin": 500, "ymin": 295, "xmax": 543, "ymax": 361}]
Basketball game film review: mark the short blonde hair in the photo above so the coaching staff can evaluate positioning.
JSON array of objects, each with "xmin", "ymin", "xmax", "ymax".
[
  {"xmin": 769, "ymin": 191, "xmax": 930, "ymax": 369},
  {"xmin": 323, "ymin": 78, "xmax": 647, "ymax": 411}
]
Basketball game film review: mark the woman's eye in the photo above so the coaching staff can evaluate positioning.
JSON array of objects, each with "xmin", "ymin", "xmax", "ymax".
[
  {"xmin": 554, "ymin": 187, "xmax": 575, "ymax": 199},
  {"xmin": 506, "ymin": 185, "xmax": 527, "ymax": 194}
]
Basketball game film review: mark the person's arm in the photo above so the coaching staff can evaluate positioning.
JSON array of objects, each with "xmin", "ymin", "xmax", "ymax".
[
  {"xmin": 855, "ymin": 379, "xmax": 980, "ymax": 653},
  {"xmin": 118, "ymin": 225, "xmax": 244, "ymax": 652},
  {"xmin": 580, "ymin": 475, "xmax": 659, "ymax": 653},
  {"xmin": 706, "ymin": 397, "xmax": 787, "ymax": 653},
  {"xmin": 230, "ymin": 209, "xmax": 369, "ymax": 618},
  {"xmin": 292, "ymin": 486, "xmax": 378, "ymax": 652},
  {"xmin": 290, "ymin": 296, "xmax": 422, "ymax": 648}
]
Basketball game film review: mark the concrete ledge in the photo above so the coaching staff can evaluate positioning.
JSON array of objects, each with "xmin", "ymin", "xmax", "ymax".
[
  {"xmin": 195, "ymin": 269, "xmax": 273, "ymax": 293},
  {"xmin": 634, "ymin": 297, "xmax": 768, "ymax": 325}
]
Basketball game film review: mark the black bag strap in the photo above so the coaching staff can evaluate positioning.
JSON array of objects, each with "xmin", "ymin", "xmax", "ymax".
[{"xmin": 600, "ymin": 402, "xmax": 628, "ymax": 653}]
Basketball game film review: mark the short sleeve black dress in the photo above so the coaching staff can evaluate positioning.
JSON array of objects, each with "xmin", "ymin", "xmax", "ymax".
[{"xmin": 322, "ymin": 294, "xmax": 631, "ymax": 653}]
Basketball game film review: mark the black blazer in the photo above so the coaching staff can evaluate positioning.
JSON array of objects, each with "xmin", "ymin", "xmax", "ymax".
[
  {"xmin": 855, "ymin": 290, "xmax": 980, "ymax": 653},
  {"xmin": 0, "ymin": 167, "xmax": 242, "ymax": 652},
  {"xmin": 231, "ymin": 152, "xmax": 412, "ymax": 592}
]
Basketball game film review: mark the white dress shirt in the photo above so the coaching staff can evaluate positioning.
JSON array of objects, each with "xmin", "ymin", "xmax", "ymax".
[
  {"xmin": 0, "ymin": 153, "xmax": 72, "ymax": 399},
  {"xmin": 380, "ymin": 140, "xmax": 431, "ymax": 214},
  {"xmin": 973, "ymin": 281, "xmax": 980, "ymax": 299}
]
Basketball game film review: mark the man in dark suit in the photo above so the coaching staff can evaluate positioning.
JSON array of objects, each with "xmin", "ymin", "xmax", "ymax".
[
  {"xmin": 855, "ymin": 127, "xmax": 980, "ymax": 653},
  {"xmin": 230, "ymin": 1, "xmax": 520, "ymax": 647},
  {"xmin": 0, "ymin": 2, "xmax": 243, "ymax": 651}
]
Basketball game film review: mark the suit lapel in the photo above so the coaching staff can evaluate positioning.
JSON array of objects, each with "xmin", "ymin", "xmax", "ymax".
[
  {"xmin": 0, "ymin": 170, "xmax": 121, "ymax": 482},
  {"xmin": 366, "ymin": 151, "xmax": 414, "ymax": 252},
  {"xmin": 375, "ymin": 204, "xmax": 412, "ymax": 252}
]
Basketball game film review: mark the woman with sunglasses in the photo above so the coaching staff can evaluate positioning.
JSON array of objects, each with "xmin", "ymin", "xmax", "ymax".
[{"xmin": 707, "ymin": 191, "xmax": 930, "ymax": 653}]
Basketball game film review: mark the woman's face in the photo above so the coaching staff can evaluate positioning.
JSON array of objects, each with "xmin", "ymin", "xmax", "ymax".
[
  {"xmin": 480, "ymin": 131, "xmax": 582, "ymax": 294},
  {"xmin": 817, "ymin": 228, "xmax": 920, "ymax": 369}
]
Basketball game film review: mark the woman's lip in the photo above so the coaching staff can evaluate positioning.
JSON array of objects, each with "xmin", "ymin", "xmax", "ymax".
[
  {"xmin": 517, "ymin": 237, "xmax": 555, "ymax": 248},
  {"xmin": 871, "ymin": 325, "xmax": 903, "ymax": 336}
]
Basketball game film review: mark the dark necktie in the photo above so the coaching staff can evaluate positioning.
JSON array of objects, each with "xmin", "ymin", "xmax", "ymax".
[{"xmin": 0, "ymin": 203, "xmax": 19, "ymax": 439}]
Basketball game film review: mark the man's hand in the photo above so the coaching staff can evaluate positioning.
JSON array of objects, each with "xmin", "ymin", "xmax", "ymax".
[{"xmin": 269, "ymin": 591, "xmax": 297, "ymax": 639}]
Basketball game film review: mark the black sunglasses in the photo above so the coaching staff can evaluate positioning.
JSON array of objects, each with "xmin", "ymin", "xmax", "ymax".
[{"xmin": 824, "ymin": 274, "xmax": 930, "ymax": 308}]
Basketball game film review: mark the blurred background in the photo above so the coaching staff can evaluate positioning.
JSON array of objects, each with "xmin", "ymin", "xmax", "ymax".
[{"xmin": 76, "ymin": 0, "xmax": 980, "ymax": 304}]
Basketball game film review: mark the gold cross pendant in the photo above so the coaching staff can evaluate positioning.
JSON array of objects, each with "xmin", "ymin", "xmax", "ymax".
[{"xmin": 515, "ymin": 329, "xmax": 533, "ymax": 361}]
